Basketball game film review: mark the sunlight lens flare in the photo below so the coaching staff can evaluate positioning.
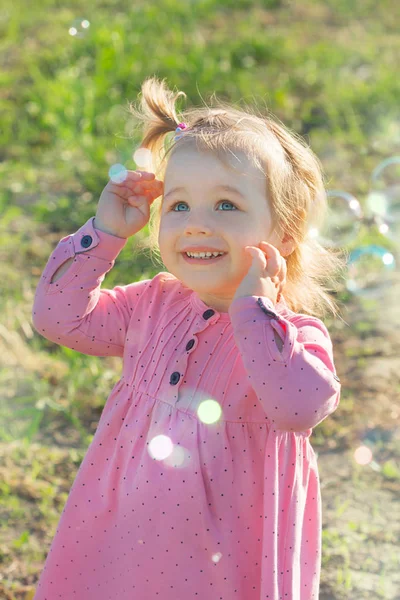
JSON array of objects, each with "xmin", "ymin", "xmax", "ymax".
[
  {"xmin": 147, "ymin": 435, "xmax": 191, "ymax": 469},
  {"xmin": 354, "ymin": 444, "xmax": 373, "ymax": 466},
  {"xmin": 148, "ymin": 434, "xmax": 174, "ymax": 461},
  {"xmin": 197, "ymin": 399, "xmax": 222, "ymax": 425},
  {"xmin": 211, "ymin": 552, "xmax": 223, "ymax": 564},
  {"xmin": 133, "ymin": 147, "xmax": 153, "ymax": 171}
]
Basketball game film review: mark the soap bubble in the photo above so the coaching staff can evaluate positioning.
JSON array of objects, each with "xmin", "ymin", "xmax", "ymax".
[
  {"xmin": 366, "ymin": 156, "xmax": 400, "ymax": 241},
  {"xmin": 314, "ymin": 190, "xmax": 363, "ymax": 248},
  {"xmin": 346, "ymin": 245, "xmax": 396, "ymax": 298}
]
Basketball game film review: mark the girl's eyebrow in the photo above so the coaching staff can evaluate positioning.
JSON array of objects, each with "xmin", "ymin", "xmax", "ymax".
[{"xmin": 164, "ymin": 184, "xmax": 245, "ymax": 201}]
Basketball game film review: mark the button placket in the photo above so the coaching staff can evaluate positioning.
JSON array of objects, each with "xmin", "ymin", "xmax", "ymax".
[{"xmin": 168, "ymin": 308, "xmax": 216, "ymax": 402}]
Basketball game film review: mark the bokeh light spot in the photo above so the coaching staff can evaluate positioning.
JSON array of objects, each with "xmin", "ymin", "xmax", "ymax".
[
  {"xmin": 164, "ymin": 444, "xmax": 191, "ymax": 469},
  {"xmin": 354, "ymin": 445, "xmax": 373, "ymax": 466},
  {"xmin": 212, "ymin": 552, "xmax": 223, "ymax": 563},
  {"xmin": 133, "ymin": 147, "xmax": 153, "ymax": 170},
  {"xmin": 108, "ymin": 163, "xmax": 127, "ymax": 184},
  {"xmin": 148, "ymin": 434, "xmax": 173, "ymax": 461},
  {"xmin": 197, "ymin": 399, "xmax": 222, "ymax": 424},
  {"xmin": 68, "ymin": 18, "xmax": 90, "ymax": 39}
]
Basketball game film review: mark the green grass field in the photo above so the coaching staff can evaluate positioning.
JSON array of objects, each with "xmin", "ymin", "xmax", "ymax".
[{"xmin": 1, "ymin": 0, "xmax": 400, "ymax": 597}]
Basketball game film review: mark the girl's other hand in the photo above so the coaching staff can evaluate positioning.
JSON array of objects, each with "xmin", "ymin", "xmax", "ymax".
[
  {"xmin": 94, "ymin": 170, "xmax": 164, "ymax": 238},
  {"xmin": 233, "ymin": 241, "xmax": 287, "ymax": 305}
]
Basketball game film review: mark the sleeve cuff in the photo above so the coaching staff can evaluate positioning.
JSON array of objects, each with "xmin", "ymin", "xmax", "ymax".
[
  {"xmin": 229, "ymin": 295, "xmax": 281, "ymax": 322},
  {"xmin": 60, "ymin": 217, "xmax": 128, "ymax": 260},
  {"xmin": 229, "ymin": 295, "xmax": 297, "ymax": 362}
]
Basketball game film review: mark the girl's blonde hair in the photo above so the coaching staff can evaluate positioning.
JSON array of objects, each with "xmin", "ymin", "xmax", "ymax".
[{"xmin": 127, "ymin": 76, "xmax": 348, "ymax": 320}]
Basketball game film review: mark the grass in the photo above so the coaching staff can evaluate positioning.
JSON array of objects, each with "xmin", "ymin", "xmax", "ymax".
[{"xmin": 1, "ymin": 0, "xmax": 400, "ymax": 597}]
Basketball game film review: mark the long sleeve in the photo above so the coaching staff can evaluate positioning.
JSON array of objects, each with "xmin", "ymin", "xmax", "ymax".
[
  {"xmin": 32, "ymin": 217, "xmax": 150, "ymax": 358},
  {"xmin": 228, "ymin": 295, "xmax": 341, "ymax": 432}
]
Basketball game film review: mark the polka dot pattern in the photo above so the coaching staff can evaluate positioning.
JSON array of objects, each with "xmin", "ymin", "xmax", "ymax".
[{"xmin": 32, "ymin": 217, "xmax": 341, "ymax": 600}]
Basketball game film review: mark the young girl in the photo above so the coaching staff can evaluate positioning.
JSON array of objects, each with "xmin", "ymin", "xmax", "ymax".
[{"xmin": 32, "ymin": 76, "xmax": 344, "ymax": 600}]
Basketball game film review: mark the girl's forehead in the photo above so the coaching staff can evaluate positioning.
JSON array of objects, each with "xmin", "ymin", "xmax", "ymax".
[{"xmin": 165, "ymin": 146, "xmax": 265, "ymax": 184}]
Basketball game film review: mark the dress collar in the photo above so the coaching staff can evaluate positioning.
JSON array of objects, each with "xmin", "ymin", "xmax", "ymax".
[
  {"xmin": 189, "ymin": 289, "xmax": 290, "ymax": 323},
  {"xmin": 190, "ymin": 290, "xmax": 231, "ymax": 322},
  {"xmin": 166, "ymin": 272, "xmax": 291, "ymax": 322}
]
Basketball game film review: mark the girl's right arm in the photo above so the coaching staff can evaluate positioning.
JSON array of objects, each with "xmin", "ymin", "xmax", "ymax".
[
  {"xmin": 32, "ymin": 217, "xmax": 145, "ymax": 357},
  {"xmin": 32, "ymin": 170, "xmax": 163, "ymax": 357}
]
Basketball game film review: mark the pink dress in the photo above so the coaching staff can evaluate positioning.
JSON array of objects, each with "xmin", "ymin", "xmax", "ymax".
[{"xmin": 32, "ymin": 217, "xmax": 341, "ymax": 600}]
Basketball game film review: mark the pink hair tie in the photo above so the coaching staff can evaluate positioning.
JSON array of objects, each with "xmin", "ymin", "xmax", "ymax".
[{"xmin": 174, "ymin": 122, "xmax": 188, "ymax": 141}]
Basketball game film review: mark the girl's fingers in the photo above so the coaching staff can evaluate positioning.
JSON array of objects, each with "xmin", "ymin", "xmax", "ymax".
[
  {"xmin": 115, "ymin": 171, "xmax": 157, "ymax": 185},
  {"xmin": 114, "ymin": 170, "xmax": 143, "ymax": 183},
  {"xmin": 133, "ymin": 179, "xmax": 163, "ymax": 190},
  {"xmin": 258, "ymin": 242, "xmax": 287, "ymax": 294},
  {"xmin": 107, "ymin": 181, "xmax": 162, "ymax": 203},
  {"xmin": 123, "ymin": 182, "xmax": 161, "ymax": 200},
  {"xmin": 146, "ymin": 186, "xmax": 163, "ymax": 201},
  {"xmin": 257, "ymin": 241, "xmax": 280, "ymax": 276},
  {"xmin": 133, "ymin": 170, "xmax": 155, "ymax": 180}
]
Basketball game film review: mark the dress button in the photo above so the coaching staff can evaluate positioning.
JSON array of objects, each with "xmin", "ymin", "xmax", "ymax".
[
  {"xmin": 170, "ymin": 371, "xmax": 181, "ymax": 385},
  {"xmin": 81, "ymin": 235, "xmax": 93, "ymax": 248},
  {"xmin": 186, "ymin": 339, "xmax": 195, "ymax": 351},
  {"xmin": 202, "ymin": 309, "xmax": 215, "ymax": 320}
]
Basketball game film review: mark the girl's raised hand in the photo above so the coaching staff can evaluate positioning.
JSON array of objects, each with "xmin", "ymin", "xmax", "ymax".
[
  {"xmin": 233, "ymin": 241, "xmax": 287, "ymax": 305},
  {"xmin": 94, "ymin": 170, "xmax": 164, "ymax": 238}
]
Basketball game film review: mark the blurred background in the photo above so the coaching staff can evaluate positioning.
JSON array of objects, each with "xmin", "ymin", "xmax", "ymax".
[{"xmin": 1, "ymin": 0, "xmax": 400, "ymax": 598}]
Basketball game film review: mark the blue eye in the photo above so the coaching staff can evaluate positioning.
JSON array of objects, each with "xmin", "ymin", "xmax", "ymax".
[{"xmin": 169, "ymin": 200, "xmax": 238, "ymax": 212}]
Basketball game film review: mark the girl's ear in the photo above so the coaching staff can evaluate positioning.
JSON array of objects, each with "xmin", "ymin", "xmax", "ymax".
[{"xmin": 280, "ymin": 234, "xmax": 296, "ymax": 257}]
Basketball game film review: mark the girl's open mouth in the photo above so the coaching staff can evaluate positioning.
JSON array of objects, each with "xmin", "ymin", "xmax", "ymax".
[{"xmin": 181, "ymin": 252, "xmax": 227, "ymax": 265}]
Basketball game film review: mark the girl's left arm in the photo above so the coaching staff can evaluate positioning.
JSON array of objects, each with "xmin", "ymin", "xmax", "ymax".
[{"xmin": 229, "ymin": 295, "xmax": 341, "ymax": 432}]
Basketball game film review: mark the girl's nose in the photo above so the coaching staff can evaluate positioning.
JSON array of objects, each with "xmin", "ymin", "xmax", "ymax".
[
  {"xmin": 184, "ymin": 223, "xmax": 213, "ymax": 235},
  {"xmin": 183, "ymin": 214, "xmax": 214, "ymax": 235}
]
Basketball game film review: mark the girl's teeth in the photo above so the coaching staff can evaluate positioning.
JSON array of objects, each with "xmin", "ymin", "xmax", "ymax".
[{"xmin": 186, "ymin": 252, "xmax": 224, "ymax": 258}]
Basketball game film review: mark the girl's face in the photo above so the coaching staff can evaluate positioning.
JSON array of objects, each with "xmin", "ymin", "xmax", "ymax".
[{"xmin": 158, "ymin": 146, "xmax": 286, "ymax": 313}]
